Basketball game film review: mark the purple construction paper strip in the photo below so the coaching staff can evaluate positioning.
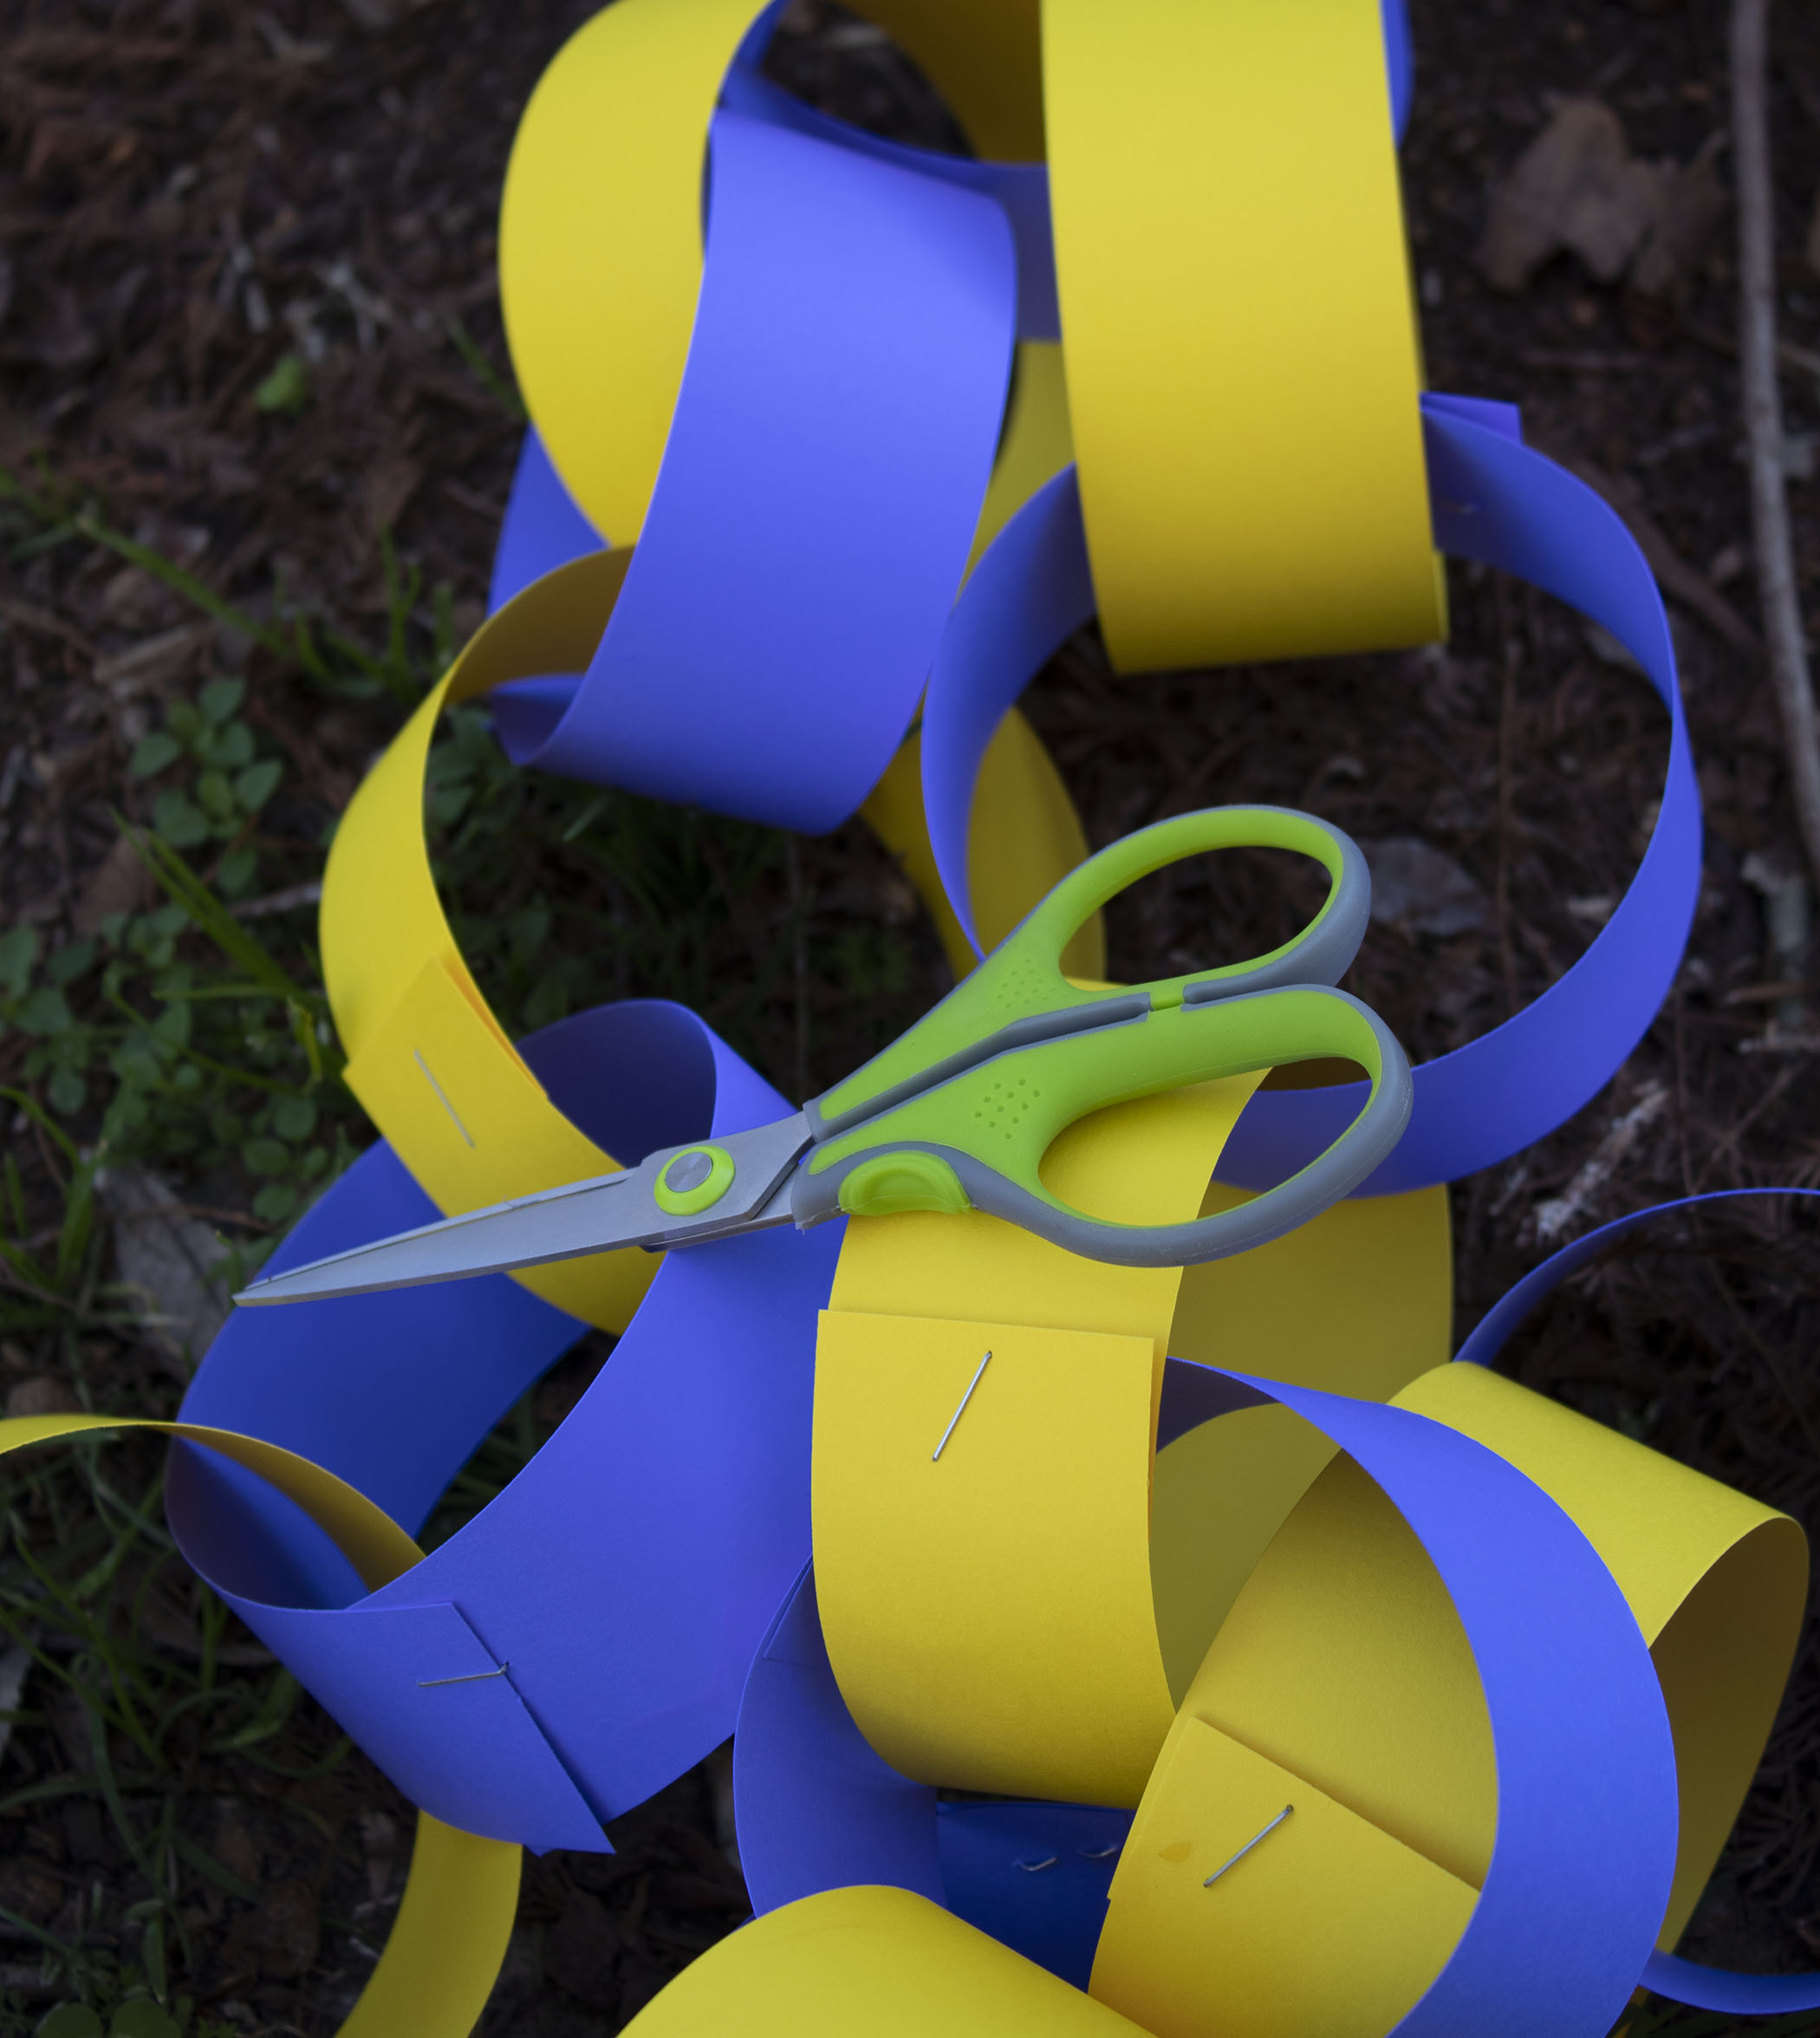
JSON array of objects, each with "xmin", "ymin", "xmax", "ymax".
[
  {"xmin": 484, "ymin": 0, "xmax": 1412, "ymax": 613},
  {"xmin": 489, "ymin": 426, "xmax": 606, "ymax": 613},
  {"xmin": 935, "ymin": 1800, "xmax": 1132, "ymax": 1993},
  {"xmin": 1381, "ymin": 0, "xmax": 1414, "ymax": 140},
  {"xmin": 173, "ymin": 1001, "xmax": 722, "ymax": 1553},
  {"xmin": 1239, "ymin": 1373, "xmax": 1679, "ymax": 2038},
  {"xmin": 733, "ymin": 1564, "xmax": 946, "ymax": 1915},
  {"xmin": 920, "ymin": 402, "xmax": 1700, "ymax": 1194},
  {"xmin": 1156, "ymin": 1353, "xmax": 1272, "ymax": 1450},
  {"xmin": 920, "ymin": 465, "xmax": 1095, "ymax": 958},
  {"xmin": 491, "ymin": 109, "xmax": 1015, "ymax": 835},
  {"xmin": 1456, "ymin": 1186, "xmax": 1820, "ymax": 2015},
  {"xmin": 718, "ymin": 62, "xmax": 1058, "ymax": 342},
  {"xmin": 261, "ymin": 1598, "xmax": 607, "ymax": 1854},
  {"xmin": 169, "ymin": 1138, "xmax": 582, "ymax": 1613},
  {"xmin": 1421, "ymin": 391, "xmax": 1521, "ymax": 442},
  {"xmin": 730, "ymin": 1365, "xmax": 1675, "ymax": 2035},
  {"xmin": 1641, "ymin": 1950, "xmax": 1820, "ymax": 2015},
  {"xmin": 172, "ymin": 998, "xmax": 842, "ymax": 1844},
  {"xmin": 1454, "ymin": 1188, "xmax": 1818, "ymax": 1372},
  {"xmin": 733, "ymin": 1562, "xmax": 1133, "ymax": 1989}
]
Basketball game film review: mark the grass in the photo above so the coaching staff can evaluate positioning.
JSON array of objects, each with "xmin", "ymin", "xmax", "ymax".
[{"xmin": 0, "ymin": 453, "xmax": 936, "ymax": 2028}]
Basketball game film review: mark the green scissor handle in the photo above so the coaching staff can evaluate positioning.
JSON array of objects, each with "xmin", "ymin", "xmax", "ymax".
[
  {"xmin": 809, "ymin": 804, "xmax": 1370, "ymax": 1136},
  {"xmin": 796, "ymin": 806, "xmax": 1409, "ymax": 1267}
]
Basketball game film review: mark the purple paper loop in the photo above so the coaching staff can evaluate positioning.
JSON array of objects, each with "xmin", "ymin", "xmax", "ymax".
[
  {"xmin": 731, "ymin": 1364, "xmax": 1679, "ymax": 2037},
  {"xmin": 918, "ymin": 401, "xmax": 1700, "ymax": 1195},
  {"xmin": 172, "ymin": 999, "xmax": 842, "ymax": 1848},
  {"xmin": 488, "ymin": 107, "xmax": 1015, "ymax": 834},
  {"xmin": 1456, "ymin": 1185, "xmax": 1820, "ymax": 2016}
]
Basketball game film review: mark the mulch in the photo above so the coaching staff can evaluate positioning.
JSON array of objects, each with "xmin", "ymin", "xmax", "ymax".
[{"xmin": 5, "ymin": 0, "xmax": 1820, "ymax": 2026}]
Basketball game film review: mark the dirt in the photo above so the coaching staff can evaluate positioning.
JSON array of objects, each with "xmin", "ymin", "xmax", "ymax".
[{"xmin": 4, "ymin": 0, "xmax": 1820, "ymax": 2026}]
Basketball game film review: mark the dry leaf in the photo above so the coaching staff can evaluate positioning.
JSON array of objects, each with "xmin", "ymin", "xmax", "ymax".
[
  {"xmin": 361, "ymin": 453, "xmax": 422, "ymax": 537},
  {"xmin": 73, "ymin": 832, "xmax": 154, "ymax": 935},
  {"xmin": 93, "ymin": 620, "xmax": 211, "ymax": 698},
  {"xmin": 4, "ymin": 1377, "xmax": 81, "ymax": 1418},
  {"xmin": 213, "ymin": 1816, "xmax": 263, "ymax": 1889},
  {"xmin": 224, "ymin": 1878, "xmax": 319, "ymax": 1979},
  {"xmin": 100, "ymin": 563, "xmax": 185, "ymax": 633},
  {"xmin": 1632, "ymin": 132, "xmax": 1729, "ymax": 300},
  {"xmin": 97, "ymin": 1162, "xmax": 231, "ymax": 1370},
  {"xmin": 1477, "ymin": 99, "xmax": 1663, "ymax": 292},
  {"xmin": 1361, "ymin": 838, "xmax": 1488, "ymax": 939}
]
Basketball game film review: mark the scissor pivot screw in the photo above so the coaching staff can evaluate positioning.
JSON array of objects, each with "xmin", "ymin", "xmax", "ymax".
[{"xmin": 653, "ymin": 1143, "xmax": 737, "ymax": 1216}]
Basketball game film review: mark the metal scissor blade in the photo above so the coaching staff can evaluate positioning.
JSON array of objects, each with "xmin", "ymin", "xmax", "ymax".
[{"xmin": 233, "ymin": 1114, "xmax": 811, "ymax": 1306}]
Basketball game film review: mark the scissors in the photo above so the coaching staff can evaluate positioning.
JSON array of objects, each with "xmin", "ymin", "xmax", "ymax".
[{"xmin": 235, "ymin": 805, "xmax": 1410, "ymax": 1305}]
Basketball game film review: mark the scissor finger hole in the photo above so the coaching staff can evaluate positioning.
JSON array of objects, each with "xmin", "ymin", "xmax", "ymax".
[{"xmin": 1101, "ymin": 843, "xmax": 1341, "ymax": 985}]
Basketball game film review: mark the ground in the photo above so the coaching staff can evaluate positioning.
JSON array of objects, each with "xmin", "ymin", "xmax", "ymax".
[{"xmin": 3, "ymin": 0, "xmax": 1820, "ymax": 2030}]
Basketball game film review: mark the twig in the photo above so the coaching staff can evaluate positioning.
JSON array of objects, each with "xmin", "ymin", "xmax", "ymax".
[
  {"xmin": 1704, "ymin": 1258, "xmax": 1820, "ymax": 1464},
  {"xmin": 229, "ymin": 879, "xmax": 323, "ymax": 921},
  {"xmin": 1530, "ymin": 1084, "xmax": 1670, "ymax": 1245},
  {"xmin": 1733, "ymin": 0, "xmax": 1820, "ymax": 891},
  {"xmin": 1693, "ymin": 1055, "xmax": 1809, "ymax": 1188},
  {"xmin": 1494, "ymin": 584, "xmax": 1521, "ymax": 1019},
  {"xmin": 1683, "ymin": 315, "xmax": 1820, "ymax": 382}
]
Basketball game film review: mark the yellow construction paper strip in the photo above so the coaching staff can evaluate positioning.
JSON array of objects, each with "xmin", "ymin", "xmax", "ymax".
[
  {"xmin": 320, "ymin": 532, "xmax": 1099, "ymax": 1329},
  {"xmin": 499, "ymin": 0, "xmax": 763, "ymax": 544},
  {"xmin": 320, "ymin": 550, "xmax": 653, "ymax": 1331},
  {"xmin": 500, "ymin": 0, "xmax": 1047, "ymax": 550},
  {"xmin": 816, "ymin": 1078, "xmax": 1258, "ymax": 1802},
  {"xmin": 1150, "ymin": 1178, "xmax": 1452, "ymax": 1696},
  {"xmin": 1091, "ymin": 1712, "xmax": 1476, "ymax": 2038},
  {"xmin": 815, "ymin": 1305, "xmax": 1174, "ymax": 1804},
  {"xmin": 621, "ymin": 1884, "xmax": 1147, "ymax": 2035},
  {"xmin": 1043, "ymin": 0, "xmax": 1443, "ymax": 670},
  {"xmin": 1397, "ymin": 1360, "xmax": 1809, "ymax": 1946}
]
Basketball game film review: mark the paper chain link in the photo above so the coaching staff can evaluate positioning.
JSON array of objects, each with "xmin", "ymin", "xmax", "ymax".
[{"xmin": 28, "ymin": 2, "xmax": 1817, "ymax": 2031}]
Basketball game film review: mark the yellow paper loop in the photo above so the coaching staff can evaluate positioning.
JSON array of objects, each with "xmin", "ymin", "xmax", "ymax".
[
  {"xmin": 1395, "ymin": 1361, "xmax": 1809, "ymax": 1946},
  {"xmin": 321, "ymin": 551, "xmax": 654, "ymax": 1332},
  {"xmin": 1043, "ymin": 0, "xmax": 1443, "ymax": 670},
  {"xmin": 816, "ymin": 1073, "xmax": 1457, "ymax": 1806},
  {"xmin": 501, "ymin": 0, "xmax": 1051, "ymax": 551},
  {"xmin": 621, "ymin": 1885, "xmax": 1145, "ymax": 2035},
  {"xmin": 1092, "ymin": 1358, "xmax": 1809, "ymax": 2036},
  {"xmin": 321, "ymin": 536, "xmax": 1101, "ymax": 1331},
  {"xmin": 816, "ymin": 1082, "xmax": 1260, "ymax": 1803}
]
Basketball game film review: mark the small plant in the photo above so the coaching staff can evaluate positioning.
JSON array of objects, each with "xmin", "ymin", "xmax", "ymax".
[
  {"xmin": 126, "ymin": 679, "xmax": 283, "ymax": 902},
  {"xmin": 250, "ymin": 352, "xmax": 310, "ymax": 419},
  {"xmin": 0, "ymin": 842, "xmax": 354, "ymax": 1247}
]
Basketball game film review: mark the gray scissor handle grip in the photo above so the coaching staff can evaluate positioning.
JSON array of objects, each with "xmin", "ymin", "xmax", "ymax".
[
  {"xmin": 1182, "ymin": 812, "xmax": 1371, "ymax": 999},
  {"xmin": 795, "ymin": 989, "xmax": 1412, "ymax": 1267}
]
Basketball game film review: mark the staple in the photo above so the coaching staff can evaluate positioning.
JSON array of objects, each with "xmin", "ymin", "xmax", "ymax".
[
  {"xmin": 1203, "ymin": 1804, "xmax": 1293, "ymax": 1887},
  {"xmin": 932, "ymin": 1350, "xmax": 992, "ymax": 1462},
  {"xmin": 1078, "ymin": 1843, "xmax": 1122, "ymax": 1860},
  {"xmin": 413, "ymin": 1049, "xmax": 476, "ymax": 1148},
  {"xmin": 1015, "ymin": 1855, "xmax": 1059, "ymax": 1873},
  {"xmin": 418, "ymin": 1664, "xmax": 510, "ymax": 1688}
]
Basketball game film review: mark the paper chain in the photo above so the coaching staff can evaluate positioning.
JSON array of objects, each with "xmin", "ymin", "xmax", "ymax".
[{"xmin": 17, "ymin": 3, "xmax": 1817, "ymax": 2032}]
